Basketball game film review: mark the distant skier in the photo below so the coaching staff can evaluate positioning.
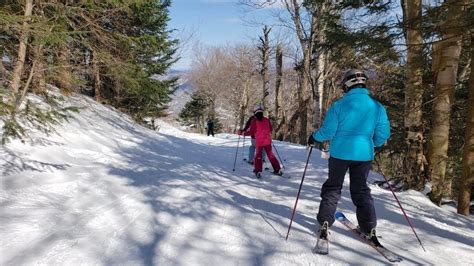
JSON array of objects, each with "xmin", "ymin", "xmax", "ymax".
[
  {"xmin": 207, "ymin": 118, "xmax": 214, "ymax": 137},
  {"xmin": 239, "ymin": 104, "xmax": 282, "ymax": 178},
  {"xmin": 242, "ymin": 112, "xmax": 266, "ymax": 165},
  {"xmin": 308, "ymin": 69, "xmax": 390, "ymax": 246}
]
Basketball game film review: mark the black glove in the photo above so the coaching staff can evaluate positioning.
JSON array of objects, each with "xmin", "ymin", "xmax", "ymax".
[
  {"xmin": 308, "ymin": 134, "xmax": 327, "ymax": 151},
  {"xmin": 307, "ymin": 134, "xmax": 316, "ymax": 146},
  {"xmin": 317, "ymin": 141, "xmax": 328, "ymax": 152}
]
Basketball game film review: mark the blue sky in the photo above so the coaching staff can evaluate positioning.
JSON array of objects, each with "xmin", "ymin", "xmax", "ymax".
[{"xmin": 168, "ymin": 0, "xmax": 273, "ymax": 70}]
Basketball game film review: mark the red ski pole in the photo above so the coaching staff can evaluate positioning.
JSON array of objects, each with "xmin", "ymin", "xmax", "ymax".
[
  {"xmin": 286, "ymin": 146, "xmax": 313, "ymax": 240},
  {"xmin": 374, "ymin": 157, "xmax": 426, "ymax": 252}
]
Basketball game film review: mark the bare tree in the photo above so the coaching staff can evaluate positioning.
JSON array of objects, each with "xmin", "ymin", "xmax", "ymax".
[
  {"xmin": 233, "ymin": 45, "xmax": 259, "ymax": 129},
  {"xmin": 239, "ymin": 0, "xmax": 335, "ymax": 144},
  {"xmin": 188, "ymin": 44, "xmax": 260, "ymax": 132},
  {"xmin": 284, "ymin": 0, "xmax": 319, "ymax": 144},
  {"xmin": 258, "ymin": 26, "xmax": 271, "ymax": 109},
  {"xmin": 274, "ymin": 43, "xmax": 284, "ymax": 139}
]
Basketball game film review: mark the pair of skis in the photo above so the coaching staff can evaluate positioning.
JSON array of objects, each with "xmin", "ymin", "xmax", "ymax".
[
  {"xmin": 254, "ymin": 170, "xmax": 291, "ymax": 179},
  {"xmin": 243, "ymin": 158, "xmax": 291, "ymax": 179},
  {"xmin": 312, "ymin": 211, "xmax": 403, "ymax": 263}
]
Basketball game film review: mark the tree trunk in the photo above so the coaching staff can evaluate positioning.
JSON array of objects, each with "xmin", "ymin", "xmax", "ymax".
[
  {"xmin": 92, "ymin": 49, "xmax": 102, "ymax": 101},
  {"xmin": 457, "ymin": 35, "xmax": 474, "ymax": 215},
  {"xmin": 322, "ymin": 61, "xmax": 336, "ymax": 118},
  {"xmin": 403, "ymin": 0, "xmax": 426, "ymax": 190},
  {"xmin": 9, "ymin": 0, "xmax": 33, "ymax": 100},
  {"xmin": 239, "ymin": 80, "xmax": 249, "ymax": 129},
  {"xmin": 259, "ymin": 26, "xmax": 271, "ymax": 109},
  {"xmin": 198, "ymin": 115, "xmax": 203, "ymax": 134},
  {"xmin": 313, "ymin": 3, "xmax": 329, "ymax": 129},
  {"xmin": 13, "ymin": 59, "xmax": 36, "ymax": 116},
  {"xmin": 15, "ymin": 44, "xmax": 43, "ymax": 111},
  {"xmin": 0, "ymin": 60, "xmax": 8, "ymax": 85},
  {"xmin": 314, "ymin": 50, "xmax": 325, "ymax": 129},
  {"xmin": 428, "ymin": 0, "xmax": 467, "ymax": 205},
  {"xmin": 239, "ymin": 107, "xmax": 245, "ymax": 130},
  {"xmin": 299, "ymin": 49, "xmax": 311, "ymax": 144},
  {"xmin": 33, "ymin": 44, "xmax": 46, "ymax": 94},
  {"xmin": 209, "ymin": 98, "xmax": 216, "ymax": 120},
  {"xmin": 274, "ymin": 43, "xmax": 283, "ymax": 139},
  {"xmin": 56, "ymin": 45, "xmax": 72, "ymax": 91}
]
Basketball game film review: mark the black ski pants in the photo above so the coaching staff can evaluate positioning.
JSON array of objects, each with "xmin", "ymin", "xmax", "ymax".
[
  {"xmin": 207, "ymin": 128, "xmax": 214, "ymax": 137},
  {"xmin": 317, "ymin": 157, "xmax": 376, "ymax": 233}
]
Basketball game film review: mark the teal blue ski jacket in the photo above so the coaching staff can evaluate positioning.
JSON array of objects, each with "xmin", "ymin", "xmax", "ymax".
[{"xmin": 313, "ymin": 88, "xmax": 390, "ymax": 161}]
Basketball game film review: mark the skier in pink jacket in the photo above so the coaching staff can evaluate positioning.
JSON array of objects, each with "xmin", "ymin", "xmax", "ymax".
[{"xmin": 239, "ymin": 104, "xmax": 282, "ymax": 178}]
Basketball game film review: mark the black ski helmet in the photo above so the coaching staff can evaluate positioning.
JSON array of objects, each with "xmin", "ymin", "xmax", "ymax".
[{"xmin": 341, "ymin": 69, "xmax": 368, "ymax": 92}]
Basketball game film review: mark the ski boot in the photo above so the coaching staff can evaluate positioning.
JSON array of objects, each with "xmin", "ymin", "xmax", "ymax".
[
  {"xmin": 273, "ymin": 170, "xmax": 284, "ymax": 176},
  {"xmin": 312, "ymin": 221, "xmax": 329, "ymax": 254},
  {"xmin": 363, "ymin": 228, "xmax": 383, "ymax": 247},
  {"xmin": 254, "ymin": 170, "xmax": 262, "ymax": 179}
]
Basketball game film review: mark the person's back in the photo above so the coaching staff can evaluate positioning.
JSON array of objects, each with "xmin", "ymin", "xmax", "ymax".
[
  {"xmin": 316, "ymin": 88, "xmax": 389, "ymax": 161},
  {"xmin": 251, "ymin": 117, "xmax": 272, "ymax": 147},
  {"xmin": 207, "ymin": 120, "xmax": 214, "ymax": 129},
  {"xmin": 207, "ymin": 119, "xmax": 214, "ymax": 136},
  {"xmin": 242, "ymin": 114, "xmax": 267, "ymax": 164}
]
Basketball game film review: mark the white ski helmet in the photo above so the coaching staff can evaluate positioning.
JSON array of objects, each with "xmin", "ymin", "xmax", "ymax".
[
  {"xmin": 342, "ymin": 69, "xmax": 368, "ymax": 92},
  {"xmin": 253, "ymin": 103, "xmax": 264, "ymax": 114}
]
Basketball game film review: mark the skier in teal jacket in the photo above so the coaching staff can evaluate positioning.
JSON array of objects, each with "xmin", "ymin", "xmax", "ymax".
[
  {"xmin": 312, "ymin": 83, "xmax": 390, "ymax": 161},
  {"xmin": 309, "ymin": 69, "xmax": 390, "ymax": 248}
]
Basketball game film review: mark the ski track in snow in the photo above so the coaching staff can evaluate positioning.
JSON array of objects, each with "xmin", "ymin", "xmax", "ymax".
[{"xmin": 1, "ymin": 94, "xmax": 473, "ymax": 265}]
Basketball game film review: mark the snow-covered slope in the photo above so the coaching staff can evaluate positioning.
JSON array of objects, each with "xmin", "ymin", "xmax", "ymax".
[{"xmin": 1, "ymin": 94, "xmax": 473, "ymax": 265}]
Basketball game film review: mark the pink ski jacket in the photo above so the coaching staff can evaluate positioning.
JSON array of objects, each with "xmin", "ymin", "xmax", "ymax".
[{"xmin": 244, "ymin": 117, "xmax": 273, "ymax": 147}]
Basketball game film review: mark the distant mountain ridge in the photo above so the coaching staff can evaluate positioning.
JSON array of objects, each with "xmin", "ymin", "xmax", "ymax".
[{"xmin": 167, "ymin": 69, "xmax": 195, "ymax": 118}]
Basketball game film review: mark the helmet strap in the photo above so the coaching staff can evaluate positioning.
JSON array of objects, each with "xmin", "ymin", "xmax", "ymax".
[{"xmin": 344, "ymin": 84, "xmax": 365, "ymax": 93}]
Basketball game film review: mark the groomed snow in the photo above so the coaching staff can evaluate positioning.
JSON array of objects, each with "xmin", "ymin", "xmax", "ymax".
[{"xmin": 1, "ymin": 94, "xmax": 473, "ymax": 265}]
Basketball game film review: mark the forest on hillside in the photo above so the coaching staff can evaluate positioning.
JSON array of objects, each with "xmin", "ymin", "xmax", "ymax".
[{"xmin": 0, "ymin": 0, "xmax": 177, "ymax": 135}]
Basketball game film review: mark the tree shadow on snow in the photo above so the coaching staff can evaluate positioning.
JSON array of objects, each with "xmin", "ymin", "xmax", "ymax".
[{"xmin": 98, "ymin": 128, "xmax": 474, "ymax": 265}]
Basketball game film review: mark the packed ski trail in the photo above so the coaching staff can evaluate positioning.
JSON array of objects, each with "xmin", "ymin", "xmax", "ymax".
[{"xmin": 1, "ymin": 95, "xmax": 473, "ymax": 265}]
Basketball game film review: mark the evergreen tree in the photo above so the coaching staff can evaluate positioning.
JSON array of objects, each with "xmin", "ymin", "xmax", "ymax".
[
  {"xmin": 107, "ymin": 0, "xmax": 178, "ymax": 120},
  {"xmin": 179, "ymin": 91, "xmax": 210, "ymax": 133},
  {"xmin": 0, "ymin": 0, "xmax": 178, "ymax": 142}
]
